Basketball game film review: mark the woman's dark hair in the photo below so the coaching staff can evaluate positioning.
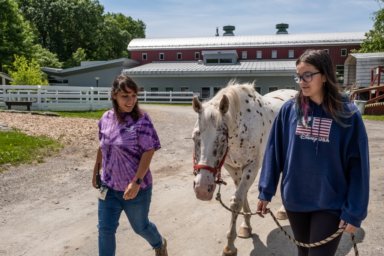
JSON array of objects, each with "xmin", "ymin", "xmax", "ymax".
[
  {"xmin": 111, "ymin": 74, "xmax": 141, "ymax": 123},
  {"xmin": 295, "ymin": 49, "xmax": 351, "ymax": 125}
]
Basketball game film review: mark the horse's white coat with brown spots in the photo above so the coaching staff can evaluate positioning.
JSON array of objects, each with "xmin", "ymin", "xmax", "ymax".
[{"xmin": 192, "ymin": 82, "xmax": 297, "ymax": 256}]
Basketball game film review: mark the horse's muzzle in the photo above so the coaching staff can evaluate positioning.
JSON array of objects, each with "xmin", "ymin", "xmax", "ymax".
[{"xmin": 193, "ymin": 181, "xmax": 216, "ymax": 201}]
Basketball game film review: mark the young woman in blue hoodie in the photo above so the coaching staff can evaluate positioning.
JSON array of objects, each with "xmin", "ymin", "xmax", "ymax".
[{"xmin": 257, "ymin": 49, "xmax": 369, "ymax": 256}]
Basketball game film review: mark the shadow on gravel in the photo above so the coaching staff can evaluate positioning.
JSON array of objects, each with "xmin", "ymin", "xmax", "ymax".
[{"xmin": 249, "ymin": 225, "xmax": 365, "ymax": 256}]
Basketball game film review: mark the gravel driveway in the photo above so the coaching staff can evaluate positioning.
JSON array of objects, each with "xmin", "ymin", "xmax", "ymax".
[{"xmin": 0, "ymin": 106, "xmax": 383, "ymax": 256}]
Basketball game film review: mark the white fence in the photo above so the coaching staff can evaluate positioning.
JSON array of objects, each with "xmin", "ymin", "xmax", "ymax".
[{"xmin": 0, "ymin": 85, "xmax": 195, "ymax": 111}]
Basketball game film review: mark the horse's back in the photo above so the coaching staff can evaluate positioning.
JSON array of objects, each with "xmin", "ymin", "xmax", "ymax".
[
  {"xmin": 261, "ymin": 89, "xmax": 297, "ymax": 116},
  {"xmin": 264, "ymin": 89, "xmax": 298, "ymax": 101}
]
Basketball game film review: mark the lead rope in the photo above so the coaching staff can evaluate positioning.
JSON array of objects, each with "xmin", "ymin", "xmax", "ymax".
[{"xmin": 215, "ymin": 184, "xmax": 359, "ymax": 255}]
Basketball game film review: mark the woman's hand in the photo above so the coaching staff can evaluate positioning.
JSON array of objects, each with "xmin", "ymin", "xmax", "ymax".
[
  {"xmin": 256, "ymin": 200, "xmax": 270, "ymax": 216},
  {"xmin": 123, "ymin": 182, "xmax": 140, "ymax": 200},
  {"xmin": 339, "ymin": 220, "xmax": 357, "ymax": 234}
]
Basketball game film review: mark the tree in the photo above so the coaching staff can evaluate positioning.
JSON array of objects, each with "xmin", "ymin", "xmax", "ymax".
[
  {"xmin": 17, "ymin": 0, "xmax": 147, "ymax": 66},
  {"xmin": 90, "ymin": 13, "xmax": 146, "ymax": 60},
  {"xmin": 65, "ymin": 48, "xmax": 87, "ymax": 67},
  {"xmin": 9, "ymin": 55, "xmax": 48, "ymax": 85},
  {"xmin": 359, "ymin": 1, "xmax": 384, "ymax": 52},
  {"xmin": 95, "ymin": 13, "xmax": 146, "ymax": 59},
  {"xmin": 0, "ymin": 0, "xmax": 34, "ymax": 71},
  {"xmin": 31, "ymin": 44, "xmax": 63, "ymax": 68},
  {"xmin": 18, "ymin": 0, "xmax": 104, "ymax": 65}
]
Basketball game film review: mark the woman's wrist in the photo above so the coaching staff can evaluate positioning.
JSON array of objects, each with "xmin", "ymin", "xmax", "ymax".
[{"xmin": 132, "ymin": 177, "xmax": 143, "ymax": 185}]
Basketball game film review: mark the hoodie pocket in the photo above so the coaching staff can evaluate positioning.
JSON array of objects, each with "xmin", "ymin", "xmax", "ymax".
[{"xmin": 282, "ymin": 170, "xmax": 340, "ymax": 209}]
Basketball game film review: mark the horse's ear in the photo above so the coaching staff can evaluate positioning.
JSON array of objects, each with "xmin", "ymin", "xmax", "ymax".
[
  {"xmin": 219, "ymin": 95, "xmax": 229, "ymax": 114},
  {"xmin": 192, "ymin": 96, "xmax": 203, "ymax": 113}
]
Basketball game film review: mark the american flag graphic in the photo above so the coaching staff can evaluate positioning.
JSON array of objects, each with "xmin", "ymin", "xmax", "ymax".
[{"xmin": 296, "ymin": 117, "xmax": 332, "ymax": 140}]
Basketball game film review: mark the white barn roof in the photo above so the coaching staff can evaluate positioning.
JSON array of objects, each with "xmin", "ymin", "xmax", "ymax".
[
  {"xmin": 351, "ymin": 52, "xmax": 384, "ymax": 59},
  {"xmin": 124, "ymin": 60, "xmax": 296, "ymax": 77},
  {"xmin": 128, "ymin": 32, "xmax": 365, "ymax": 51}
]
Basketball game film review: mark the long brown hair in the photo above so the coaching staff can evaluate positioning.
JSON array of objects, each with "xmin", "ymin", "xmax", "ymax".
[
  {"xmin": 295, "ymin": 49, "xmax": 351, "ymax": 125},
  {"xmin": 111, "ymin": 74, "xmax": 141, "ymax": 123}
]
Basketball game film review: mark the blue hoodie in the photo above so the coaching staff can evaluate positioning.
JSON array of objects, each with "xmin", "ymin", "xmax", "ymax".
[{"xmin": 258, "ymin": 98, "xmax": 370, "ymax": 227}]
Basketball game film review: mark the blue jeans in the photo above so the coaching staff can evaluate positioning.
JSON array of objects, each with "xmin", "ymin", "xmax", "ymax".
[{"xmin": 98, "ymin": 186, "xmax": 163, "ymax": 256}]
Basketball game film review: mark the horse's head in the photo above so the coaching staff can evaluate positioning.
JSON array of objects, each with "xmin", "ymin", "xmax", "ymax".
[{"xmin": 192, "ymin": 95, "xmax": 229, "ymax": 201}]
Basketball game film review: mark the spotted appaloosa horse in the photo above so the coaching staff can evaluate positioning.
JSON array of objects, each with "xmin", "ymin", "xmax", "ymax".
[{"xmin": 192, "ymin": 81, "xmax": 297, "ymax": 256}]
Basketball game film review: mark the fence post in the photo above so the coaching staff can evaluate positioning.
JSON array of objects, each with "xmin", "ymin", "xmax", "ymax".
[
  {"xmin": 169, "ymin": 90, "xmax": 172, "ymax": 102},
  {"xmin": 90, "ymin": 87, "xmax": 94, "ymax": 111},
  {"xmin": 37, "ymin": 85, "xmax": 41, "ymax": 111}
]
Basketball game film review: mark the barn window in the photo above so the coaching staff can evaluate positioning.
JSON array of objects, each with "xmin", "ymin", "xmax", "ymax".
[
  {"xmin": 150, "ymin": 87, "xmax": 159, "ymax": 96},
  {"xmin": 341, "ymin": 49, "xmax": 347, "ymax": 57},
  {"xmin": 177, "ymin": 52, "xmax": 182, "ymax": 60},
  {"xmin": 219, "ymin": 58, "xmax": 232, "ymax": 63},
  {"xmin": 271, "ymin": 50, "xmax": 277, "ymax": 59},
  {"xmin": 142, "ymin": 53, "xmax": 147, "ymax": 61},
  {"xmin": 181, "ymin": 87, "xmax": 189, "ymax": 96},
  {"xmin": 288, "ymin": 50, "xmax": 294, "ymax": 58},
  {"xmin": 201, "ymin": 87, "xmax": 210, "ymax": 99},
  {"xmin": 206, "ymin": 59, "xmax": 219, "ymax": 63},
  {"xmin": 165, "ymin": 87, "xmax": 173, "ymax": 92},
  {"xmin": 159, "ymin": 53, "xmax": 165, "ymax": 60},
  {"xmin": 202, "ymin": 50, "xmax": 238, "ymax": 64},
  {"xmin": 256, "ymin": 50, "xmax": 262, "ymax": 59},
  {"xmin": 241, "ymin": 51, "xmax": 248, "ymax": 59},
  {"xmin": 195, "ymin": 52, "xmax": 200, "ymax": 60}
]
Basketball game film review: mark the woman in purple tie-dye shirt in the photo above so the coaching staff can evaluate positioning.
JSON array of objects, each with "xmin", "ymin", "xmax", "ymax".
[{"xmin": 92, "ymin": 75, "xmax": 168, "ymax": 256}]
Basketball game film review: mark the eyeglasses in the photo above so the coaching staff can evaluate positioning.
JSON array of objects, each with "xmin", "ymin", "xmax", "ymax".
[{"xmin": 293, "ymin": 71, "xmax": 321, "ymax": 84}]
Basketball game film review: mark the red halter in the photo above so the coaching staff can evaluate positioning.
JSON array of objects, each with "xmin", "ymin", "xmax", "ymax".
[{"xmin": 193, "ymin": 146, "xmax": 228, "ymax": 185}]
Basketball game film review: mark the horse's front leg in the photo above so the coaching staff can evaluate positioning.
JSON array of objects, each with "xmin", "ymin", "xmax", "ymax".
[
  {"xmin": 238, "ymin": 194, "xmax": 252, "ymax": 238},
  {"xmin": 237, "ymin": 161, "xmax": 258, "ymax": 238},
  {"xmin": 222, "ymin": 165, "xmax": 242, "ymax": 256},
  {"xmin": 223, "ymin": 211, "xmax": 239, "ymax": 256}
]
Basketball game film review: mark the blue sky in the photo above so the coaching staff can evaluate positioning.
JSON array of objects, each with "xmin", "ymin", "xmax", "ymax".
[{"xmin": 98, "ymin": 0, "xmax": 381, "ymax": 38}]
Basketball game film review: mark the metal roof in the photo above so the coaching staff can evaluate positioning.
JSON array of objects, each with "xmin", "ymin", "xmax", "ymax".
[
  {"xmin": 128, "ymin": 32, "xmax": 365, "ymax": 51},
  {"xmin": 0, "ymin": 72, "xmax": 13, "ymax": 81},
  {"xmin": 124, "ymin": 60, "xmax": 296, "ymax": 77},
  {"xmin": 42, "ymin": 58, "xmax": 138, "ymax": 76},
  {"xmin": 351, "ymin": 52, "xmax": 384, "ymax": 59}
]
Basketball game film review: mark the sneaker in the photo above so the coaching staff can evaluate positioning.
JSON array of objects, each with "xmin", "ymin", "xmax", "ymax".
[{"xmin": 155, "ymin": 238, "xmax": 168, "ymax": 256}]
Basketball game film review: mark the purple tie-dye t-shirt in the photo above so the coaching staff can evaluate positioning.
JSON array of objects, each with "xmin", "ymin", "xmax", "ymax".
[{"xmin": 98, "ymin": 110, "xmax": 161, "ymax": 191}]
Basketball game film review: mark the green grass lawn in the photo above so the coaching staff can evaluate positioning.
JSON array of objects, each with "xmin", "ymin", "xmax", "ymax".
[
  {"xmin": 363, "ymin": 115, "xmax": 384, "ymax": 121},
  {"xmin": 56, "ymin": 110, "xmax": 106, "ymax": 119},
  {"xmin": 0, "ymin": 130, "xmax": 62, "ymax": 171}
]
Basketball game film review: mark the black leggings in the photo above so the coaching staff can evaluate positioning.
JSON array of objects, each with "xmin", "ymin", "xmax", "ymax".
[{"xmin": 286, "ymin": 210, "xmax": 343, "ymax": 256}]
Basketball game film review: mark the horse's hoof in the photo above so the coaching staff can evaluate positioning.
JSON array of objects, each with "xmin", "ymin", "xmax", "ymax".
[
  {"xmin": 238, "ymin": 226, "xmax": 252, "ymax": 238},
  {"xmin": 276, "ymin": 209, "xmax": 288, "ymax": 220},
  {"xmin": 222, "ymin": 246, "xmax": 237, "ymax": 256}
]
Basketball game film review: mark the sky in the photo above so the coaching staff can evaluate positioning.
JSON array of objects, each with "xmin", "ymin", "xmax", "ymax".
[{"xmin": 98, "ymin": 0, "xmax": 381, "ymax": 38}]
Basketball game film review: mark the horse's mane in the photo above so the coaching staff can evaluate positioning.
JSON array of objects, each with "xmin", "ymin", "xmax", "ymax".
[{"xmin": 202, "ymin": 80, "xmax": 256, "ymax": 128}]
